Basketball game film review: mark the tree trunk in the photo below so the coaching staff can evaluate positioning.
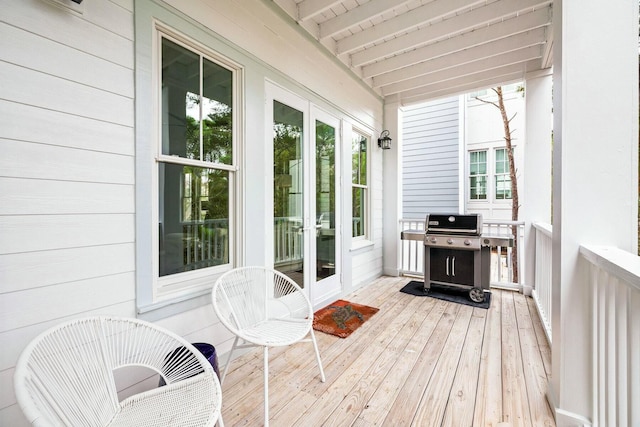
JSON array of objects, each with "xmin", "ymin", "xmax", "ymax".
[{"xmin": 494, "ymin": 87, "xmax": 519, "ymax": 283}]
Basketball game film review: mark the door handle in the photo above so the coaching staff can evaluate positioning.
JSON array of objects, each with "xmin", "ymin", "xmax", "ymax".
[
  {"xmin": 451, "ymin": 256, "xmax": 455, "ymax": 276},
  {"xmin": 446, "ymin": 256, "xmax": 450, "ymax": 276}
]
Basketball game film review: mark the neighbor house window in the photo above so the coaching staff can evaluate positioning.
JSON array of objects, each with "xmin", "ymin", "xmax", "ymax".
[
  {"xmin": 352, "ymin": 132, "xmax": 368, "ymax": 239},
  {"xmin": 495, "ymin": 148, "xmax": 512, "ymax": 200},
  {"xmin": 469, "ymin": 150, "xmax": 487, "ymax": 200},
  {"xmin": 158, "ymin": 35, "xmax": 237, "ymax": 280}
]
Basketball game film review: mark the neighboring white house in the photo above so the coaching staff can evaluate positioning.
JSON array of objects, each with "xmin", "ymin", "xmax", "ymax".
[{"xmin": 401, "ymin": 85, "xmax": 526, "ymax": 221}]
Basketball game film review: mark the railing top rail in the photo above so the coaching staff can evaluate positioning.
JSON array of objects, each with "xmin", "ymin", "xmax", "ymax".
[
  {"xmin": 532, "ymin": 222, "xmax": 553, "ymax": 237},
  {"xmin": 400, "ymin": 218, "xmax": 525, "ymax": 226},
  {"xmin": 580, "ymin": 245, "xmax": 640, "ymax": 291},
  {"xmin": 483, "ymin": 220, "xmax": 525, "ymax": 226}
]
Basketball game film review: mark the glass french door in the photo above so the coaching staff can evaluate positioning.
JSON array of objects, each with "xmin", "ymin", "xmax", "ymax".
[
  {"xmin": 311, "ymin": 108, "xmax": 341, "ymax": 302},
  {"xmin": 267, "ymin": 83, "xmax": 341, "ymax": 305}
]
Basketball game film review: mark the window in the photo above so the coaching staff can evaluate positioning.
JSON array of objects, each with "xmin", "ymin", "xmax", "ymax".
[
  {"xmin": 158, "ymin": 35, "xmax": 236, "ymax": 280},
  {"xmin": 351, "ymin": 131, "xmax": 368, "ymax": 239},
  {"xmin": 469, "ymin": 150, "xmax": 487, "ymax": 200},
  {"xmin": 495, "ymin": 148, "xmax": 512, "ymax": 200}
]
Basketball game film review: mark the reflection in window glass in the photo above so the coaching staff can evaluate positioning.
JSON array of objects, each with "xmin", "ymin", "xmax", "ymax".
[
  {"xmin": 202, "ymin": 58, "xmax": 232, "ymax": 164},
  {"xmin": 351, "ymin": 132, "xmax": 368, "ymax": 238},
  {"xmin": 273, "ymin": 101, "xmax": 305, "ymax": 288},
  {"xmin": 316, "ymin": 120, "xmax": 336, "ymax": 281},
  {"xmin": 159, "ymin": 36, "xmax": 235, "ymax": 279},
  {"xmin": 159, "ymin": 163, "xmax": 229, "ymax": 276},
  {"xmin": 162, "ymin": 38, "xmax": 232, "ymax": 165}
]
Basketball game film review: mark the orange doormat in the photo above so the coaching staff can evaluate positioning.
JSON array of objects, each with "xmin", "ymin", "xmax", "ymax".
[{"xmin": 312, "ymin": 299, "xmax": 379, "ymax": 338}]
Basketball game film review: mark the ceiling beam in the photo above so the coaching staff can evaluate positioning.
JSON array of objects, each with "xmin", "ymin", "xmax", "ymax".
[
  {"xmin": 297, "ymin": 0, "xmax": 343, "ymax": 22},
  {"xmin": 362, "ymin": 7, "xmax": 551, "ymax": 78},
  {"xmin": 335, "ymin": 0, "xmax": 486, "ymax": 54},
  {"xmin": 373, "ymin": 28, "xmax": 547, "ymax": 88},
  {"xmin": 540, "ymin": 25, "xmax": 554, "ymax": 68},
  {"xmin": 396, "ymin": 59, "xmax": 540, "ymax": 102},
  {"xmin": 350, "ymin": 0, "xmax": 552, "ymax": 67},
  {"xmin": 319, "ymin": 0, "xmax": 414, "ymax": 40},
  {"xmin": 400, "ymin": 71, "xmax": 527, "ymax": 106},
  {"xmin": 382, "ymin": 47, "xmax": 541, "ymax": 95}
]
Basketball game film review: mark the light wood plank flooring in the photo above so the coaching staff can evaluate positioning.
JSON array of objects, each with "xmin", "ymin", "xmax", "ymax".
[{"xmin": 219, "ymin": 276, "xmax": 555, "ymax": 427}]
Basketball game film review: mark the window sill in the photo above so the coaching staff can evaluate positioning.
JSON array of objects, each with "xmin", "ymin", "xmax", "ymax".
[
  {"xmin": 350, "ymin": 239, "xmax": 374, "ymax": 253},
  {"xmin": 137, "ymin": 289, "xmax": 211, "ymax": 322}
]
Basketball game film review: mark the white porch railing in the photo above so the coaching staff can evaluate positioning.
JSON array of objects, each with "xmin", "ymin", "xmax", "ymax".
[
  {"xmin": 274, "ymin": 217, "xmax": 303, "ymax": 268},
  {"xmin": 399, "ymin": 218, "xmax": 524, "ymax": 289},
  {"xmin": 580, "ymin": 245, "xmax": 640, "ymax": 427},
  {"xmin": 532, "ymin": 222, "xmax": 553, "ymax": 343},
  {"xmin": 483, "ymin": 219, "xmax": 525, "ymax": 288},
  {"xmin": 399, "ymin": 218, "xmax": 425, "ymax": 276}
]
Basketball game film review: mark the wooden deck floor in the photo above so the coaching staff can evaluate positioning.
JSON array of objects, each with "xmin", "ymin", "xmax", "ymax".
[{"xmin": 219, "ymin": 276, "xmax": 555, "ymax": 427}]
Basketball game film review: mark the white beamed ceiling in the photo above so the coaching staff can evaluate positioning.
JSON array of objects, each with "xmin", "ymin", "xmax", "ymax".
[{"xmin": 271, "ymin": 0, "xmax": 553, "ymax": 105}]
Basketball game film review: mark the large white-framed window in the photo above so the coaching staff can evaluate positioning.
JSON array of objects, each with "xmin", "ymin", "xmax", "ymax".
[
  {"xmin": 351, "ymin": 130, "xmax": 369, "ymax": 241},
  {"xmin": 468, "ymin": 147, "xmax": 514, "ymax": 202},
  {"xmin": 154, "ymin": 28, "xmax": 241, "ymax": 300}
]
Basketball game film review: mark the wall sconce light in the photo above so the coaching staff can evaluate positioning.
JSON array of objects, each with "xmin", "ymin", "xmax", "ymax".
[{"xmin": 377, "ymin": 130, "xmax": 392, "ymax": 150}]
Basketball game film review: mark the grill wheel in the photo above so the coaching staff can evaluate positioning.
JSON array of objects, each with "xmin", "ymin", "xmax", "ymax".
[{"xmin": 468, "ymin": 287, "xmax": 485, "ymax": 303}]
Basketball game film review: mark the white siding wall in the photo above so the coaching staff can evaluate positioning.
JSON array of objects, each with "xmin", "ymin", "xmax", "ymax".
[
  {"xmin": 0, "ymin": 1, "xmax": 385, "ymax": 424},
  {"xmin": 0, "ymin": 0, "xmax": 136, "ymax": 424},
  {"xmin": 401, "ymin": 97, "xmax": 461, "ymax": 218}
]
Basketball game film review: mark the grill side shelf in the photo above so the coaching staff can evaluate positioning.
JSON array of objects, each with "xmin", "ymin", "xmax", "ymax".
[{"xmin": 400, "ymin": 230, "xmax": 425, "ymax": 242}]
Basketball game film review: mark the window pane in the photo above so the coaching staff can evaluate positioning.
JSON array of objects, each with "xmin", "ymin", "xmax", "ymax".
[
  {"xmin": 316, "ymin": 120, "xmax": 336, "ymax": 281},
  {"xmin": 159, "ymin": 163, "xmax": 229, "ymax": 276},
  {"xmin": 470, "ymin": 176, "xmax": 487, "ymax": 200},
  {"xmin": 162, "ymin": 38, "xmax": 200, "ymax": 159},
  {"xmin": 352, "ymin": 187, "xmax": 366, "ymax": 237},
  {"xmin": 496, "ymin": 148, "xmax": 507, "ymax": 174},
  {"xmin": 496, "ymin": 175, "xmax": 512, "ymax": 199},
  {"xmin": 359, "ymin": 140, "xmax": 367, "ymax": 185},
  {"xmin": 273, "ymin": 101, "xmax": 304, "ymax": 287},
  {"xmin": 202, "ymin": 58, "xmax": 233, "ymax": 164}
]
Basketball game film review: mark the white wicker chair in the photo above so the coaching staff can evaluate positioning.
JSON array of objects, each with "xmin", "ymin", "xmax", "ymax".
[
  {"xmin": 14, "ymin": 316, "xmax": 223, "ymax": 427},
  {"xmin": 211, "ymin": 266, "xmax": 325, "ymax": 426}
]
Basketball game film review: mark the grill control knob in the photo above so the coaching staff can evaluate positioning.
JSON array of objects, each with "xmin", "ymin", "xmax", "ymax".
[
  {"xmin": 464, "ymin": 239, "xmax": 471, "ymax": 246},
  {"xmin": 430, "ymin": 237, "xmax": 437, "ymax": 243},
  {"xmin": 447, "ymin": 238, "xmax": 453, "ymax": 244}
]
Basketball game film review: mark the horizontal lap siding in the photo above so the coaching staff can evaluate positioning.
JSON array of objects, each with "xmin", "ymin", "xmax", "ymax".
[
  {"xmin": 402, "ymin": 97, "xmax": 460, "ymax": 218},
  {"xmin": 0, "ymin": 0, "xmax": 135, "ymax": 422}
]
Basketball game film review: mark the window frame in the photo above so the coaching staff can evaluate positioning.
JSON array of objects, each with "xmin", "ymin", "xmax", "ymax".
[
  {"xmin": 351, "ymin": 129, "xmax": 370, "ymax": 243},
  {"xmin": 151, "ymin": 25, "xmax": 243, "ymax": 303}
]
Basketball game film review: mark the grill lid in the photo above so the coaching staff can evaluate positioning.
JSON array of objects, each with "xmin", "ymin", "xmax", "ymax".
[{"xmin": 425, "ymin": 213, "xmax": 483, "ymax": 235}]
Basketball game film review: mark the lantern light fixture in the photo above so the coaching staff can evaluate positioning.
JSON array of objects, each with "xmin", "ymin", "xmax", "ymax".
[{"xmin": 377, "ymin": 130, "xmax": 392, "ymax": 150}]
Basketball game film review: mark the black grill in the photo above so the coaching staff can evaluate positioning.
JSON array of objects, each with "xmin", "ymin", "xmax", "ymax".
[{"xmin": 401, "ymin": 213, "xmax": 513, "ymax": 303}]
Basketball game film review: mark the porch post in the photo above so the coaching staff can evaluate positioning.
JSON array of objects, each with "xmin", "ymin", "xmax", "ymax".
[
  {"xmin": 551, "ymin": 0, "xmax": 639, "ymax": 424},
  {"xmin": 522, "ymin": 70, "xmax": 553, "ymax": 295},
  {"xmin": 382, "ymin": 100, "xmax": 402, "ymax": 276}
]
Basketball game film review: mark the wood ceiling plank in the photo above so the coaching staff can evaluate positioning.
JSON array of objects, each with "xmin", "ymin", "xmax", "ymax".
[
  {"xmin": 362, "ymin": 7, "xmax": 551, "ymax": 78},
  {"xmin": 397, "ymin": 60, "xmax": 539, "ymax": 103},
  {"xmin": 297, "ymin": 0, "xmax": 343, "ymax": 22},
  {"xmin": 372, "ymin": 28, "xmax": 547, "ymax": 88},
  {"xmin": 382, "ymin": 48, "xmax": 541, "ymax": 96},
  {"xmin": 350, "ymin": 0, "xmax": 552, "ymax": 67},
  {"xmin": 336, "ymin": 0, "xmax": 486, "ymax": 54}
]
